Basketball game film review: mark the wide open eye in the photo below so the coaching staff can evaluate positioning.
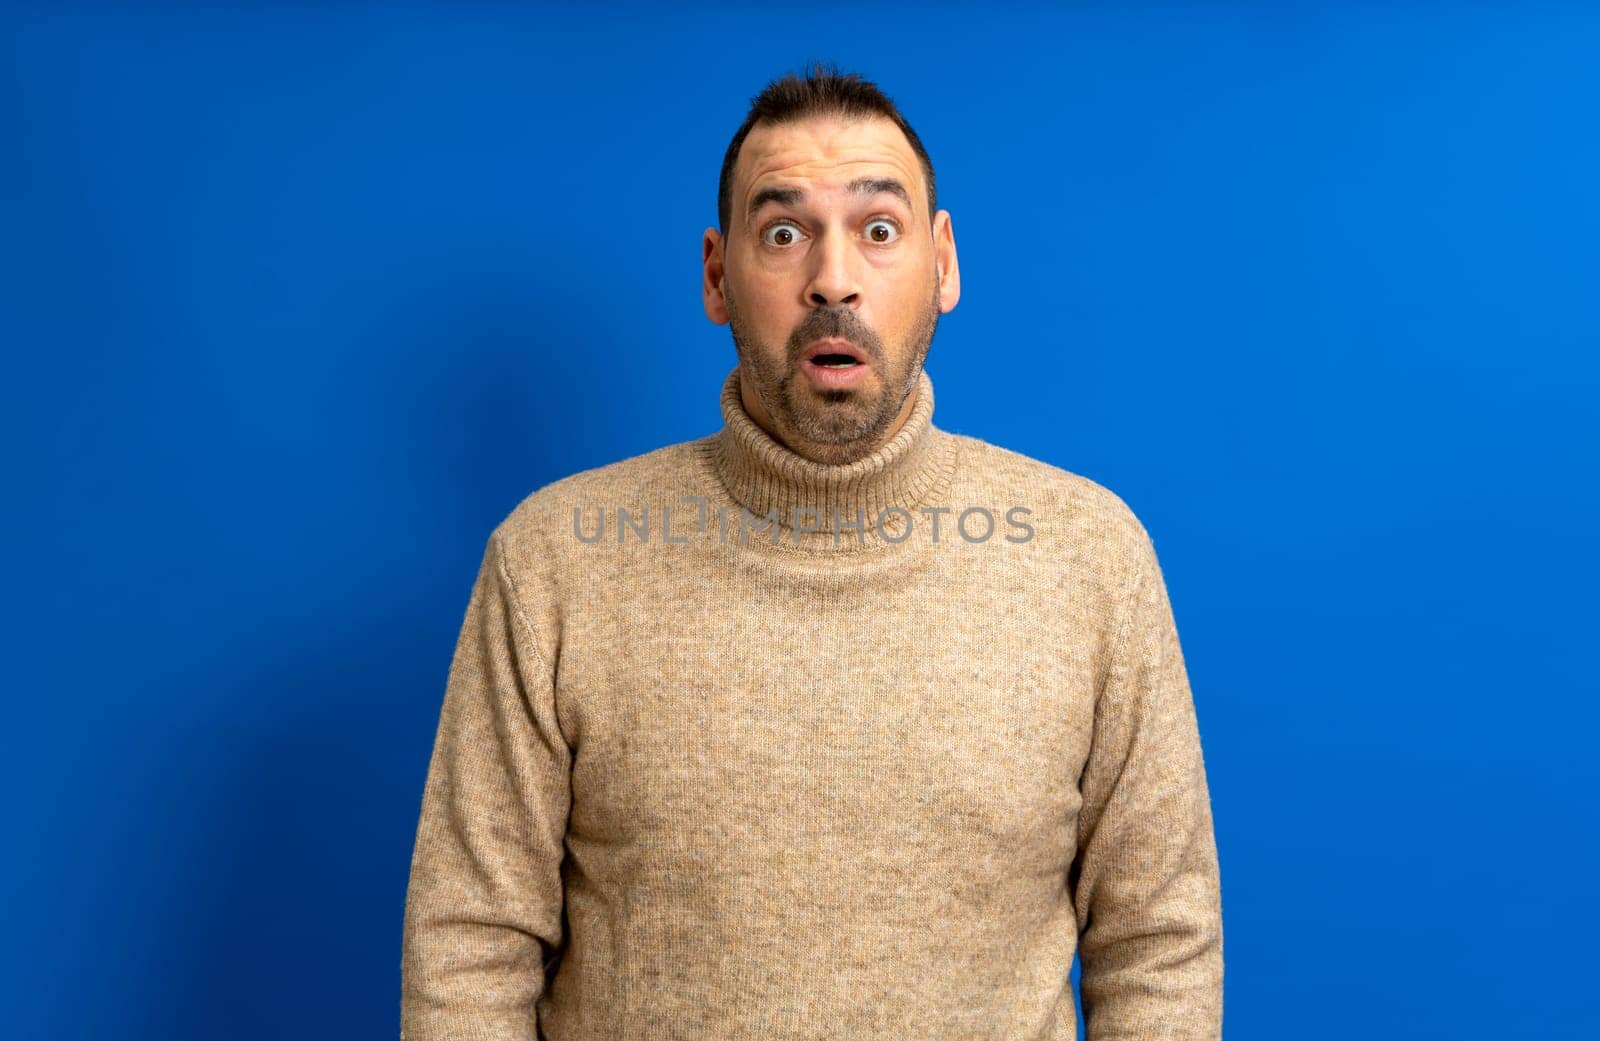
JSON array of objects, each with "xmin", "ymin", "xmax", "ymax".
[
  {"xmin": 865, "ymin": 219, "xmax": 901, "ymax": 244},
  {"xmin": 761, "ymin": 221, "xmax": 805, "ymax": 247}
]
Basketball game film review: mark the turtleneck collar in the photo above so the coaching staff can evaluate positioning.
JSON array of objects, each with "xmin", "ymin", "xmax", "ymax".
[{"xmin": 707, "ymin": 363, "xmax": 958, "ymax": 539}]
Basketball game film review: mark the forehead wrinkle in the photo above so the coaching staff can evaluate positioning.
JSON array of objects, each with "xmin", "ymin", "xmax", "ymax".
[
  {"xmin": 737, "ymin": 121, "xmax": 924, "ymax": 228},
  {"xmin": 747, "ymin": 153, "xmax": 918, "ymax": 198},
  {"xmin": 746, "ymin": 170, "xmax": 916, "ymax": 226}
]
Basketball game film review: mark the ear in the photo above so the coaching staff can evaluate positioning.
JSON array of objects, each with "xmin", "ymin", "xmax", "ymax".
[
  {"xmin": 933, "ymin": 209, "xmax": 960, "ymax": 313},
  {"xmin": 702, "ymin": 228, "xmax": 729, "ymax": 325}
]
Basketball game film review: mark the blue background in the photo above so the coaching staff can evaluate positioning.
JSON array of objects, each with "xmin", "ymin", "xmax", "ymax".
[{"xmin": 4, "ymin": 4, "xmax": 1597, "ymax": 1038}]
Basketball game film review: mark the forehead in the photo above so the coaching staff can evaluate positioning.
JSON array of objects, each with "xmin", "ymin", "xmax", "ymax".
[{"xmin": 735, "ymin": 115, "xmax": 923, "ymax": 214}]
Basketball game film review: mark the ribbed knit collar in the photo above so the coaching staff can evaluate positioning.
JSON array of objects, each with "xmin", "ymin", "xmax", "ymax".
[{"xmin": 708, "ymin": 363, "xmax": 957, "ymax": 537}]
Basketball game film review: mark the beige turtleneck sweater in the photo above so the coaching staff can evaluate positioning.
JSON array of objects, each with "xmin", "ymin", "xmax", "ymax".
[{"xmin": 400, "ymin": 365, "xmax": 1223, "ymax": 1040}]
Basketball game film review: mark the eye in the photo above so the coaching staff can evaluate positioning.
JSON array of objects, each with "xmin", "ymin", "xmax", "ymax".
[
  {"xmin": 865, "ymin": 218, "xmax": 901, "ymax": 244},
  {"xmin": 761, "ymin": 221, "xmax": 805, "ymax": 247}
]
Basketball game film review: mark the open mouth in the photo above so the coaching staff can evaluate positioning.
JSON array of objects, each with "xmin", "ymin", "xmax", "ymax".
[
  {"xmin": 800, "ymin": 340, "xmax": 872, "ymax": 388},
  {"xmin": 802, "ymin": 339, "xmax": 868, "ymax": 368}
]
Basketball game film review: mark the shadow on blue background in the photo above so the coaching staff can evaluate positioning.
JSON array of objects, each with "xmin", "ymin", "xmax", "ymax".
[{"xmin": 3, "ymin": 4, "xmax": 1597, "ymax": 1039}]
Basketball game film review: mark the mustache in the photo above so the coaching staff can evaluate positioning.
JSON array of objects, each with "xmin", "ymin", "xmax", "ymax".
[{"xmin": 789, "ymin": 310, "xmax": 881, "ymax": 365}]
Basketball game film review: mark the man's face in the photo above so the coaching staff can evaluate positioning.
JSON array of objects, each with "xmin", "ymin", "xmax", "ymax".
[{"xmin": 702, "ymin": 114, "xmax": 960, "ymax": 465}]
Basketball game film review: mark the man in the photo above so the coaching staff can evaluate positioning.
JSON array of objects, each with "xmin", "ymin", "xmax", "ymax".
[{"xmin": 401, "ymin": 63, "xmax": 1223, "ymax": 1041}]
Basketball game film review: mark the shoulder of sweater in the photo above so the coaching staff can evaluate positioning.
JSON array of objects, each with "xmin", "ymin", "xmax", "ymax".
[
  {"xmin": 942, "ymin": 430, "xmax": 1155, "ymax": 564},
  {"xmin": 487, "ymin": 433, "xmax": 712, "ymax": 553}
]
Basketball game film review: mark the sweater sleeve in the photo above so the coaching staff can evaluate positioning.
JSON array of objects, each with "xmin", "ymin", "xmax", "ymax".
[
  {"xmin": 401, "ymin": 532, "xmax": 572, "ymax": 1041},
  {"xmin": 1070, "ymin": 532, "xmax": 1224, "ymax": 1040}
]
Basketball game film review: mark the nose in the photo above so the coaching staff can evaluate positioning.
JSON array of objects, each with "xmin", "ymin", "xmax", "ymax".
[{"xmin": 804, "ymin": 225, "xmax": 861, "ymax": 308}]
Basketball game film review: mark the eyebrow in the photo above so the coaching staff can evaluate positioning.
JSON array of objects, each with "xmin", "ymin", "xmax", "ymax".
[{"xmin": 746, "ymin": 176, "xmax": 913, "ymax": 225}]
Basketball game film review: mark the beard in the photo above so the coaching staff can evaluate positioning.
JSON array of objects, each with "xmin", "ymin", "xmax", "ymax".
[{"xmin": 724, "ymin": 272, "xmax": 940, "ymax": 463}]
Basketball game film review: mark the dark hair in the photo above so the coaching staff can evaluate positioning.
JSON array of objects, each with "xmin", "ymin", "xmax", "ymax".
[{"xmin": 717, "ymin": 61, "xmax": 937, "ymax": 237}]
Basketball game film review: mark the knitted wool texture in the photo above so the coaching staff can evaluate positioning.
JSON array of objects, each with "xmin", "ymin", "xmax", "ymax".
[{"xmin": 401, "ymin": 364, "xmax": 1224, "ymax": 1040}]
